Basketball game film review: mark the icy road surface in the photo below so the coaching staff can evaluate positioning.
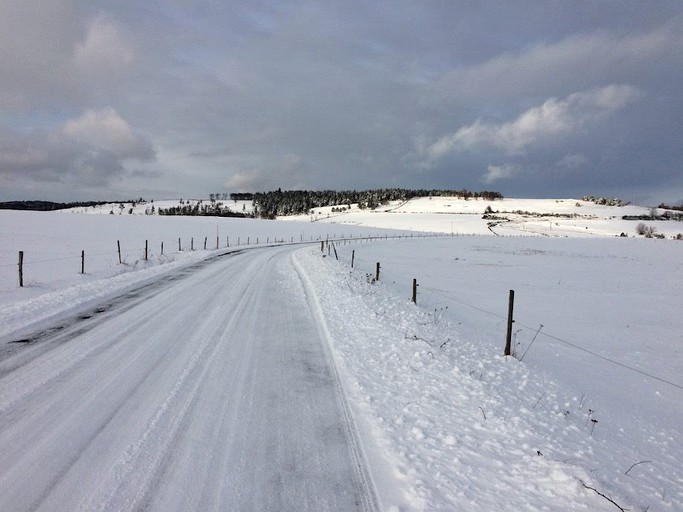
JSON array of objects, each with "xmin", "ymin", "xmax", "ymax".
[{"xmin": 0, "ymin": 245, "xmax": 378, "ymax": 511}]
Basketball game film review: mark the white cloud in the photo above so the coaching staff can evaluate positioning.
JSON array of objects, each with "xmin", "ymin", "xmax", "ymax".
[
  {"xmin": 74, "ymin": 15, "xmax": 134, "ymax": 74},
  {"xmin": 61, "ymin": 107, "xmax": 152, "ymax": 159},
  {"xmin": 224, "ymin": 170, "xmax": 260, "ymax": 191},
  {"xmin": 556, "ymin": 153, "xmax": 587, "ymax": 170},
  {"xmin": 426, "ymin": 84, "xmax": 641, "ymax": 160},
  {"xmin": 483, "ymin": 163, "xmax": 519, "ymax": 184}
]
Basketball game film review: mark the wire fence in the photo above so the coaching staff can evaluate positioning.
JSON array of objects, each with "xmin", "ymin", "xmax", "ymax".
[
  {"xmin": 2, "ymin": 231, "xmax": 452, "ymax": 287},
  {"xmin": 418, "ymin": 284, "xmax": 683, "ymax": 392},
  {"xmin": 8, "ymin": 231, "xmax": 681, "ymax": 395},
  {"xmin": 335, "ymin": 240, "xmax": 683, "ymax": 395}
]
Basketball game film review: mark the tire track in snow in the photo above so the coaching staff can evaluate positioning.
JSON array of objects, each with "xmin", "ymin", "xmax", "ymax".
[
  {"xmin": 110, "ymin": 258, "xmax": 266, "ymax": 511},
  {"xmin": 292, "ymin": 249, "xmax": 380, "ymax": 512},
  {"xmin": 70, "ymin": 250, "xmax": 267, "ymax": 512},
  {"xmin": 1, "ymin": 245, "xmax": 378, "ymax": 511},
  {"xmin": 0, "ymin": 249, "xmax": 263, "ymax": 511}
]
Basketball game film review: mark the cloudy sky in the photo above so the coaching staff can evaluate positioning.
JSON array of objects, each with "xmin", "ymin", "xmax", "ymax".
[{"xmin": 1, "ymin": 1, "xmax": 682, "ymax": 205}]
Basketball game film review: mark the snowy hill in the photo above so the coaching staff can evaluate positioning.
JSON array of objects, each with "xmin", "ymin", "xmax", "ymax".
[
  {"xmin": 282, "ymin": 196, "xmax": 683, "ymax": 239},
  {"xmin": 65, "ymin": 195, "xmax": 683, "ymax": 239}
]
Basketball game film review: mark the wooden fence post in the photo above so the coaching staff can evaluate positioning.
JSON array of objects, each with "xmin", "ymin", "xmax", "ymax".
[
  {"xmin": 227, "ymin": 236, "xmax": 230, "ymax": 247},
  {"xmin": 204, "ymin": 237, "xmax": 207, "ymax": 250},
  {"xmin": 161, "ymin": 241, "xmax": 164, "ymax": 256},
  {"xmin": 191, "ymin": 237, "xmax": 194, "ymax": 251},
  {"xmin": 117, "ymin": 240, "xmax": 122, "ymax": 264},
  {"xmin": 216, "ymin": 235, "xmax": 219, "ymax": 249},
  {"xmin": 412, "ymin": 278, "xmax": 417, "ymax": 303},
  {"xmin": 178, "ymin": 237, "xmax": 182, "ymax": 252},
  {"xmin": 332, "ymin": 243, "xmax": 338, "ymax": 260},
  {"xmin": 81, "ymin": 250, "xmax": 85, "ymax": 274},
  {"xmin": 321, "ymin": 241, "xmax": 324, "ymax": 252},
  {"xmin": 504, "ymin": 289, "xmax": 515, "ymax": 356},
  {"xmin": 18, "ymin": 251, "xmax": 24, "ymax": 287},
  {"xmin": 376, "ymin": 262, "xmax": 381, "ymax": 281},
  {"xmin": 145, "ymin": 240, "xmax": 148, "ymax": 261},
  {"xmin": 351, "ymin": 250, "xmax": 355, "ymax": 268}
]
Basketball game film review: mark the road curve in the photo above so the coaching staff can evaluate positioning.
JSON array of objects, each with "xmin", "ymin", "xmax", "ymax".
[{"xmin": 0, "ymin": 245, "xmax": 378, "ymax": 512}]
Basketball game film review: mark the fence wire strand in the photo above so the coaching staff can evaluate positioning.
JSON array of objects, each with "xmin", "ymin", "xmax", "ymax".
[{"xmin": 418, "ymin": 284, "xmax": 683, "ymax": 392}]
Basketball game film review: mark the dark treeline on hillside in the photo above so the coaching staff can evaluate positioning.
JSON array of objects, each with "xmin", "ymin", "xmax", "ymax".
[
  {"xmin": 658, "ymin": 203, "xmax": 683, "ymax": 212},
  {"xmin": 158, "ymin": 199, "xmax": 248, "ymax": 218},
  {"xmin": 0, "ymin": 200, "xmax": 110, "ymax": 211},
  {"xmin": 238, "ymin": 188, "xmax": 503, "ymax": 219}
]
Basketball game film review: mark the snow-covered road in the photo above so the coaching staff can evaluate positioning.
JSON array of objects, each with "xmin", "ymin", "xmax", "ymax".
[{"xmin": 0, "ymin": 245, "xmax": 378, "ymax": 511}]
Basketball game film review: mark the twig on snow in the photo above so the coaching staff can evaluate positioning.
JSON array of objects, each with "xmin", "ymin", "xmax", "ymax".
[
  {"xmin": 579, "ymin": 480, "xmax": 627, "ymax": 511},
  {"xmin": 533, "ymin": 392, "xmax": 547, "ymax": 409},
  {"xmin": 625, "ymin": 460, "xmax": 652, "ymax": 476}
]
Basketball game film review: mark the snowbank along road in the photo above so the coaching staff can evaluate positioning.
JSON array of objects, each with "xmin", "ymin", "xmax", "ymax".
[{"xmin": 0, "ymin": 244, "xmax": 379, "ymax": 511}]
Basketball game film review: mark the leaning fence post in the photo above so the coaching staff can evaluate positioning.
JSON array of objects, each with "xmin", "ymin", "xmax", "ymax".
[
  {"xmin": 351, "ymin": 250, "xmax": 355, "ymax": 268},
  {"xmin": 117, "ymin": 240, "xmax": 122, "ymax": 264},
  {"xmin": 18, "ymin": 251, "xmax": 24, "ymax": 287},
  {"xmin": 505, "ymin": 289, "xmax": 515, "ymax": 356}
]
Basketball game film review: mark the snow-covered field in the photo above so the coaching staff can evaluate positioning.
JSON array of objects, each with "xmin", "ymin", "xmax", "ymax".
[
  {"xmin": 286, "ymin": 196, "xmax": 683, "ymax": 239},
  {"xmin": 1, "ymin": 197, "xmax": 682, "ymax": 511}
]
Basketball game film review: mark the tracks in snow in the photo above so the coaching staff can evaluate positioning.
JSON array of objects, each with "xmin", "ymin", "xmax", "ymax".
[{"xmin": 0, "ymin": 245, "xmax": 378, "ymax": 511}]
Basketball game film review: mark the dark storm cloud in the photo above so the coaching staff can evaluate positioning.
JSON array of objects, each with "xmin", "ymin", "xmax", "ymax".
[{"xmin": 1, "ymin": 1, "xmax": 681, "ymax": 204}]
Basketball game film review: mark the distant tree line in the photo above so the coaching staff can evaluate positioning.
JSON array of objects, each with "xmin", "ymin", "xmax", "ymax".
[
  {"xmin": 0, "ymin": 200, "xmax": 110, "ymax": 211},
  {"xmin": 623, "ymin": 211, "xmax": 683, "ymax": 221},
  {"xmin": 657, "ymin": 203, "xmax": 683, "ymax": 212},
  {"xmin": 228, "ymin": 192, "xmax": 254, "ymax": 201},
  {"xmin": 240, "ymin": 188, "xmax": 503, "ymax": 219},
  {"xmin": 158, "ymin": 199, "xmax": 248, "ymax": 218}
]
